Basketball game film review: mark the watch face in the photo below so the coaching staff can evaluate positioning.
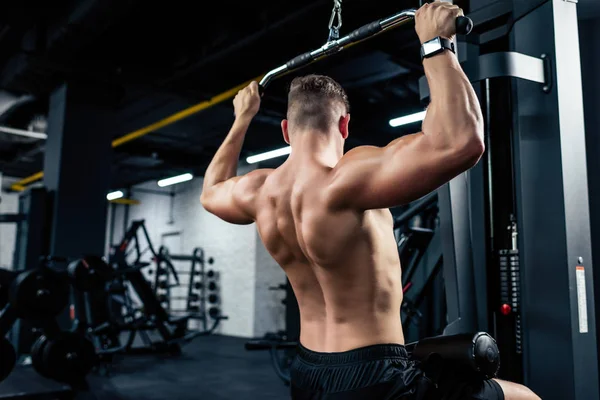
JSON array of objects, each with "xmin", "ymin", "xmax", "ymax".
[{"xmin": 423, "ymin": 38, "xmax": 442, "ymax": 55}]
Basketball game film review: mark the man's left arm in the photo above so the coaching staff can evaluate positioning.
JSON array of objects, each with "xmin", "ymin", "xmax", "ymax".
[{"xmin": 200, "ymin": 81, "xmax": 267, "ymax": 224}]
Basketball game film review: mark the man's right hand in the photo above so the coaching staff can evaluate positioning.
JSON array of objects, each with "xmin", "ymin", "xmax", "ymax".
[
  {"xmin": 325, "ymin": 3, "xmax": 483, "ymax": 213},
  {"xmin": 415, "ymin": 1, "xmax": 464, "ymax": 44}
]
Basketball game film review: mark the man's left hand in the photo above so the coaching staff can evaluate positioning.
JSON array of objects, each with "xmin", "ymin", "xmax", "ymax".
[{"xmin": 233, "ymin": 81, "xmax": 261, "ymax": 119}]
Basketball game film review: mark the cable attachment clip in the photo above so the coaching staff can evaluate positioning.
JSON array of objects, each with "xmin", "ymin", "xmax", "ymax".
[{"xmin": 328, "ymin": 0, "xmax": 343, "ymax": 42}]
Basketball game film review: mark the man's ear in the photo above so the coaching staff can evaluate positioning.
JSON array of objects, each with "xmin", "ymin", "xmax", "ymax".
[
  {"xmin": 282, "ymin": 119, "xmax": 290, "ymax": 144},
  {"xmin": 339, "ymin": 114, "xmax": 350, "ymax": 140}
]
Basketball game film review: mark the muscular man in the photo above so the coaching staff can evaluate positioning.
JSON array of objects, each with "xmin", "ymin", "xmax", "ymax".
[{"xmin": 201, "ymin": 2, "xmax": 540, "ymax": 399}]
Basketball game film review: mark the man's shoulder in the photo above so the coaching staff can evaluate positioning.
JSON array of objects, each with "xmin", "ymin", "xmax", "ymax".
[
  {"xmin": 242, "ymin": 168, "xmax": 275, "ymax": 184},
  {"xmin": 234, "ymin": 168, "xmax": 275, "ymax": 198},
  {"xmin": 331, "ymin": 145, "xmax": 382, "ymax": 175}
]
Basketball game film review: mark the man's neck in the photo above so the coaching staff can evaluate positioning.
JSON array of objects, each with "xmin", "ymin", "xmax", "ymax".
[{"xmin": 288, "ymin": 129, "xmax": 343, "ymax": 168}]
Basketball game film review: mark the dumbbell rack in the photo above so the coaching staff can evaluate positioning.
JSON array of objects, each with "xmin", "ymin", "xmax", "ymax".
[{"xmin": 152, "ymin": 246, "xmax": 217, "ymax": 332}]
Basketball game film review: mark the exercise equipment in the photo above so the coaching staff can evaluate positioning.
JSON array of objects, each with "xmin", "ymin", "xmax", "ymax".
[
  {"xmin": 390, "ymin": 193, "xmax": 445, "ymax": 342},
  {"xmin": 68, "ymin": 256, "xmax": 113, "ymax": 292},
  {"xmin": 423, "ymin": 3, "xmax": 599, "ymax": 397},
  {"xmin": 30, "ymin": 331, "xmax": 96, "ymax": 385},
  {"xmin": 0, "ymin": 269, "xmax": 18, "ymax": 310},
  {"xmin": 207, "ymin": 294, "xmax": 219, "ymax": 304},
  {"xmin": 153, "ymin": 246, "xmax": 220, "ymax": 331},
  {"xmin": 69, "ymin": 220, "xmax": 227, "ymax": 368},
  {"xmin": 407, "ymin": 332, "xmax": 500, "ymax": 381},
  {"xmin": 9, "ymin": 267, "xmax": 70, "ymax": 321},
  {"xmin": 258, "ymin": 8, "xmax": 472, "ymax": 90},
  {"xmin": 208, "ymin": 307, "xmax": 221, "ymax": 319},
  {"xmin": 245, "ymin": 338, "xmax": 297, "ymax": 386},
  {"xmin": 0, "ymin": 259, "xmax": 96, "ymax": 387}
]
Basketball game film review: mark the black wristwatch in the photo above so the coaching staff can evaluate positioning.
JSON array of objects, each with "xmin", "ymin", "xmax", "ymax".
[{"xmin": 420, "ymin": 37, "xmax": 455, "ymax": 61}]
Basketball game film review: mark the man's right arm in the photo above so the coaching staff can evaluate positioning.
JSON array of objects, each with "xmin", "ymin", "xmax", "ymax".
[{"xmin": 326, "ymin": 5, "xmax": 484, "ymax": 211}]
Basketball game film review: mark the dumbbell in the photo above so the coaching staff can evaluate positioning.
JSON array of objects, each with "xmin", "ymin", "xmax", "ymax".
[
  {"xmin": 157, "ymin": 294, "xmax": 169, "ymax": 303},
  {"xmin": 10, "ymin": 268, "xmax": 70, "ymax": 320},
  {"xmin": 208, "ymin": 294, "xmax": 219, "ymax": 304},
  {"xmin": 30, "ymin": 331, "xmax": 96, "ymax": 384},
  {"xmin": 208, "ymin": 307, "xmax": 221, "ymax": 319},
  {"xmin": 157, "ymin": 280, "xmax": 172, "ymax": 289},
  {"xmin": 0, "ymin": 268, "xmax": 66, "ymax": 384}
]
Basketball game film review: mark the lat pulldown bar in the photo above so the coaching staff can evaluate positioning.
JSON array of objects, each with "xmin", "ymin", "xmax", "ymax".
[{"xmin": 259, "ymin": 8, "xmax": 473, "ymax": 90}]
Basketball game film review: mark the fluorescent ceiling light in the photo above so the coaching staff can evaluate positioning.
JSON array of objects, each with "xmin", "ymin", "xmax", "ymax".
[
  {"xmin": 0, "ymin": 125, "xmax": 47, "ymax": 139},
  {"xmin": 246, "ymin": 146, "xmax": 291, "ymax": 164},
  {"xmin": 389, "ymin": 111, "xmax": 427, "ymax": 127},
  {"xmin": 107, "ymin": 190, "xmax": 124, "ymax": 201},
  {"xmin": 157, "ymin": 173, "xmax": 193, "ymax": 187}
]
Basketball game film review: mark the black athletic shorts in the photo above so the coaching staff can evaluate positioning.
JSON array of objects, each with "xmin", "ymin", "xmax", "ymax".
[{"xmin": 290, "ymin": 343, "xmax": 504, "ymax": 400}]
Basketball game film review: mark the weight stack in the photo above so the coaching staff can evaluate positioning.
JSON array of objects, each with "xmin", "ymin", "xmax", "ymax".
[{"xmin": 498, "ymin": 249, "xmax": 522, "ymax": 354}]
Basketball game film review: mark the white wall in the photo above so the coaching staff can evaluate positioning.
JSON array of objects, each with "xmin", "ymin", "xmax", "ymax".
[
  {"xmin": 0, "ymin": 191, "xmax": 19, "ymax": 270},
  {"xmin": 107, "ymin": 167, "xmax": 287, "ymax": 338}
]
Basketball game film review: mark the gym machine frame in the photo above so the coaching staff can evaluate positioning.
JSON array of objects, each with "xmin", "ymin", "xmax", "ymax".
[
  {"xmin": 73, "ymin": 220, "xmax": 225, "ymax": 362},
  {"xmin": 418, "ymin": 1, "xmax": 599, "ymax": 398},
  {"xmin": 392, "ymin": 193, "xmax": 445, "ymax": 341},
  {"xmin": 110, "ymin": 221, "xmax": 226, "ymax": 348}
]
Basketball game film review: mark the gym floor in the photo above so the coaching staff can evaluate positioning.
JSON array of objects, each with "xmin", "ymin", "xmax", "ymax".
[{"xmin": 0, "ymin": 336, "xmax": 290, "ymax": 400}]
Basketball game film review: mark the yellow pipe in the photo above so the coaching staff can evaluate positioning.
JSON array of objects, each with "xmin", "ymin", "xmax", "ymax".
[
  {"xmin": 10, "ymin": 74, "xmax": 265, "ymax": 191},
  {"xmin": 109, "ymin": 198, "xmax": 141, "ymax": 205},
  {"xmin": 111, "ymin": 74, "xmax": 264, "ymax": 148},
  {"xmin": 11, "ymin": 171, "xmax": 44, "ymax": 189}
]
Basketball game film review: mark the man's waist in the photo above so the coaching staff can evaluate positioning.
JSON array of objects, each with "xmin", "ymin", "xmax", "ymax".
[{"xmin": 296, "ymin": 341, "xmax": 409, "ymax": 365}]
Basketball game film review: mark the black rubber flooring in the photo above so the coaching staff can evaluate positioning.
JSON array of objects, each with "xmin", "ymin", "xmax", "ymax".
[{"xmin": 0, "ymin": 335, "xmax": 291, "ymax": 400}]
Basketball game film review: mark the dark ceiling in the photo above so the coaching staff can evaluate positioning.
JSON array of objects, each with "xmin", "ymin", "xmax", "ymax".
[
  {"xmin": 0, "ymin": 0, "xmax": 590, "ymax": 191},
  {"xmin": 0, "ymin": 0, "xmax": 436, "ymax": 190}
]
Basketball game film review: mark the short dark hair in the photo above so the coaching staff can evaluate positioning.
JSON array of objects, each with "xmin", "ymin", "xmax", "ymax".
[{"xmin": 287, "ymin": 75, "xmax": 350, "ymax": 132}]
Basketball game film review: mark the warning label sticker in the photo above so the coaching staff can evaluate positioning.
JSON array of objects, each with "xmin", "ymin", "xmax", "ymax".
[{"xmin": 576, "ymin": 266, "xmax": 588, "ymax": 334}]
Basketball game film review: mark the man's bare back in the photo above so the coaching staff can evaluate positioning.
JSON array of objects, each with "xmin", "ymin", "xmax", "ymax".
[
  {"xmin": 200, "ymin": 2, "xmax": 541, "ymax": 398},
  {"xmin": 253, "ymin": 159, "xmax": 404, "ymax": 352}
]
